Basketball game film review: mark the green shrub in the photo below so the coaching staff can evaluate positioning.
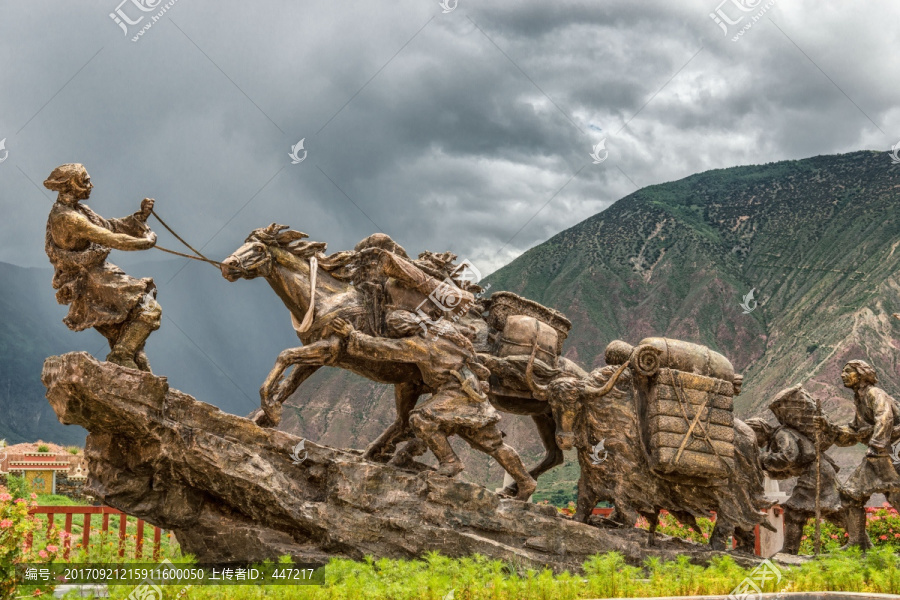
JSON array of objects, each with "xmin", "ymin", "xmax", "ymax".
[
  {"xmin": 0, "ymin": 484, "xmax": 41, "ymax": 599},
  {"xmin": 799, "ymin": 504, "xmax": 900, "ymax": 554},
  {"xmin": 36, "ymin": 444, "xmax": 50, "ymax": 453},
  {"xmin": 5, "ymin": 475, "xmax": 31, "ymax": 502}
]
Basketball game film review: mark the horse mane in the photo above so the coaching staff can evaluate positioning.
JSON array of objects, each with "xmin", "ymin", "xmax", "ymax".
[{"xmin": 247, "ymin": 223, "xmax": 328, "ymax": 259}]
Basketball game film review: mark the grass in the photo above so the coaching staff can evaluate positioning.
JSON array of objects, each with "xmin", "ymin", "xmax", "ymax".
[
  {"xmin": 36, "ymin": 494, "xmax": 85, "ymax": 507},
  {"xmin": 15, "ymin": 494, "xmax": 900, "ymax": 598},
  {"xmin": 15, "ymin": 548, "xmax": 898, "ymax": 599}
]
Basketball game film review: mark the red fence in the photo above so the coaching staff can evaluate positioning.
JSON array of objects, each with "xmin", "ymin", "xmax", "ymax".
[{"xmin": 26, "ymin": 506, "xmax": 163, "ymax": 561}]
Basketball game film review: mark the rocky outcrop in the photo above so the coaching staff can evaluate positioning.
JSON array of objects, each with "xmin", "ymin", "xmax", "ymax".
[{"xmin": 42, "ymin": 352, "xmax": 759, "ymax": 570}]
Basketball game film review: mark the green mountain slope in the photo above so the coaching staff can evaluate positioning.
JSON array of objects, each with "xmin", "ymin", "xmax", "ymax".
[{"xmin": 486, "ymin": 150, "xmax": 900, "ymax": 474}]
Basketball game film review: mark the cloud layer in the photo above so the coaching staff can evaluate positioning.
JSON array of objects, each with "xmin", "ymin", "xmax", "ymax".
[{"xmin": 2, "ymin": 0, "xmax": 897, "ymax": 276}]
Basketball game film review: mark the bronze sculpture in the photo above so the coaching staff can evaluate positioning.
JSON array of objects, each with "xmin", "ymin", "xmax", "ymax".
[
  {"xmin": 219, "ymin": 225, "xmax": 437, "ymax": 449},
  {"xmin": 330, "ymin": 314, "xmax": 537, "ymax": 500},
  {"xmin": 526, "ymin": 338, "xmax": 769, "ymax": 551},
  {"xmin": 221, "ymin": 227, "xmax": 587, "ymax": 493},
  {"xmin": 43, "ymin": 163, "xmax": 161, "ymax": 371},
  {"xmin": 48, "ymin": 198, "xmax": 899, "ymax": 558},
  {"xmin": 746, "ymin": 385, "xmax": 842, "ymax": 555},
  {"xmin": 817, "ymin": 360, "xmax": 900, "ymax": 549}
]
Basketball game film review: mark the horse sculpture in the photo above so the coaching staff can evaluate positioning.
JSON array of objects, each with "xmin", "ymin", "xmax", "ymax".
[
  {"xmin": 221, "ymin": 224, "xmax": 586, "ymax": 492},
  {"xmin": 220, "ymin": 224, "xmax": 427, "ymax": 459}
]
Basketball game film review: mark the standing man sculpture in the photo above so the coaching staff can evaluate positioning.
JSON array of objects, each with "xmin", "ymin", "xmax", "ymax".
[
  {"xmin": 819, "ymin": 360, "xmax": 900, "ymax": 549},
  {"xmin": 44, "ymin": 163, "xmax": 162, "ymax": 371}
]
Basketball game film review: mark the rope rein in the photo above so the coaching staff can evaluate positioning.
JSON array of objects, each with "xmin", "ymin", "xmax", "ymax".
[
  {"xmin": 148, "ymin": 210, "xmax": 223, "ymax": 269},
  {"xmin": 146, "ymin": 210, "xmax": 317, "ymax": 333}
]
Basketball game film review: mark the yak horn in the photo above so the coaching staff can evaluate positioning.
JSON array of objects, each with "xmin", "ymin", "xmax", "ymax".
[
  {"xmin": 525, "ymin": 343, "xmax": 549, "ymax": 401},
  {"xmin": 582, "ymin": 361, "xmax": 629, "ymax": 398}
]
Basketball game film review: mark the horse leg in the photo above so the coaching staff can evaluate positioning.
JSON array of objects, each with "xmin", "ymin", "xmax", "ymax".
[
  {"xmin": 364, "ymin": 380, "xmax": 426, "ymax": 461},
  {"xmin": 500, "ymin": 412, "xmax": 564, "ymax": 497},
  {"xmin": 259, "ymin": 339, "xmax": 339, "ymax": 426},
  {"xmin": 248, "ymin": 364, "xmax": 320, "ymax": 427},
  {"xmin": 574, "ymin": 475, "xmax": 601, "ymax": 523}
]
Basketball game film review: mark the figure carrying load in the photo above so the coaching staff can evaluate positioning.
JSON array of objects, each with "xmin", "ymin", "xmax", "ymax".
[
  {"xmin": 43, "ymin": 163, "xmax": 161, "ymax": 371},
  {"xmin": 330, "ymin": 312, "xmax": 537, "ymax": 500},
  {"xmin": 745, "ymin": 384, "xmax": 843, "ymax": 555}
]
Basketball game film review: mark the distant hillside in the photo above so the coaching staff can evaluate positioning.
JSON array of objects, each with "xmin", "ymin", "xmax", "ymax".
[
  {"xmin": 0, "ymin": 257, "xmax": 300, "ymax": 446},
  {"xmin": 0, "ymin": 262, "xmax": 86, "ymax": 445},
  {"xmin": 486, "ymin": 150, "xmax": 900, "ymax": 475},
  {"xmin": 281, "ymin": 150, "xmax": 900, "ymax": 497}
]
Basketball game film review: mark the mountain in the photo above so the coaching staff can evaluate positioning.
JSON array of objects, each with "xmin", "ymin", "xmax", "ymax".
[
  {"xmin": 281, "ymin": 150, "xmax": 900, "ymax": 498},
  {"xmin": 0, "ymin": 262, "xmax": 87, "ymax": 445},
  {"xmin": 488, "ymin": 151, "xmax": 899, "ymax": 409}
]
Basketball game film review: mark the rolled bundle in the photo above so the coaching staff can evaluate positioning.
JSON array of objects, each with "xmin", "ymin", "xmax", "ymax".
[
  {"xmin": 631, "ymin": 337, "xmax": 737, "ymax": 480},
  {"xmin": 635, "ymin": 337, "xmax": 734, "ymax": 382}
]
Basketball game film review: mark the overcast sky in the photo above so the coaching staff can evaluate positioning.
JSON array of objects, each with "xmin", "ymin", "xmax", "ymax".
[{"xmin": 2, "ymin": 0, "xmax": 898, "ymax": 277}]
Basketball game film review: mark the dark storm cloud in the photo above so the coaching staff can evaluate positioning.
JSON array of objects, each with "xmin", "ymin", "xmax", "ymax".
[{"xmin": 1, "ymin": 0, "xmax": 897, "ymax": 277}]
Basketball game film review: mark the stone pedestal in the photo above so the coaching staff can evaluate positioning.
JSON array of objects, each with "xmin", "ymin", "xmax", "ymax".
[{"xmin": 42, "ymin": 352, "xmax": 761, "ymax": 570}]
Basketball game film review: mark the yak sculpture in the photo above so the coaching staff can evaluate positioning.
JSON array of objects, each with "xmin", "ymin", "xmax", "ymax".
[{"xmin": 527, "ymin": 338, "xmax": 771, "ymax": 551}]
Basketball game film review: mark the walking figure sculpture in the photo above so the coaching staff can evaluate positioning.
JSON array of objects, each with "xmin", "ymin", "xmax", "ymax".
[
  {"xmin": 816, "ymin": 360, "xmax": 900, "ymax": 549},
  {"xmin": 330, "ymin": 313, "xmax": 537, "ymax": 500}
]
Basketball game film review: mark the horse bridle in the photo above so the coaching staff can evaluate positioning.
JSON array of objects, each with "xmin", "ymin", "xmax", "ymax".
[{"xmin": 232, "ymin": 241, "xmax": 274, "ymax": 278}]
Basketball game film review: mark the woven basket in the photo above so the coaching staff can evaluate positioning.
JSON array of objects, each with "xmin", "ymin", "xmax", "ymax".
[{"xmin": 486, "ymin": 292, "xmax": 571, "ymax": 355}]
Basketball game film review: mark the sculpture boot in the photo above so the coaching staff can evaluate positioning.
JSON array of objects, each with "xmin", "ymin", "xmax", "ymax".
[
  {"xmin": 410, "ymin": 414, "xmax": 464, "ymax": 477},
  {"xmin": 490, "ymin": 444, "xmax": 537, "ymax": 501},
  {"xmin": 107, "ymin": 319, "xmax": 155, "ymax": 370},
  {"xmin": 422, "ymin": 431, "xmax": 464, "ymax": 477},
  {"xmin": 134, "ymin": 350, "xmax": 152, "ymax": 373},
  {"xmin": 841, "ymin": 505, "xmax": 873, "ymax": 551}
]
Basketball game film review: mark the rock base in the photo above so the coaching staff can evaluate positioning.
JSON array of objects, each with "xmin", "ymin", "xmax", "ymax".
[{"xmin": 42, "ymin": 352, "xmax": 760, "ymax": 571}]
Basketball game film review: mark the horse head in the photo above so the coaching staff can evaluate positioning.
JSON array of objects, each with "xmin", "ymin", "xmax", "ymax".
[{"xmin": 221, "ymin": 223, "xmax": 326, "ymax": 281}]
